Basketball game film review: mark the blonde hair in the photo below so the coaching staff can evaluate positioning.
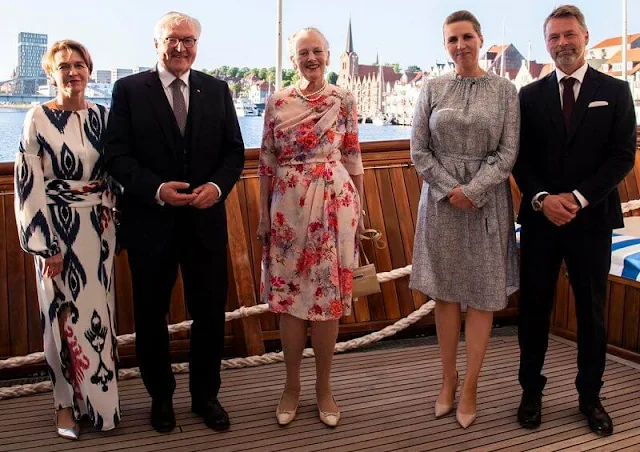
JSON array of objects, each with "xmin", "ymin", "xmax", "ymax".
[
  {"xmin": 287, "ymin": 27, "xmax": 330, "ymax": 59},
  {"xmin": 41, "ymin": 40, "xmax": 93, "ymax": 81},
  {"xmin": 154, "ymin": 11, "xmax": 202, "ymax": 40}
]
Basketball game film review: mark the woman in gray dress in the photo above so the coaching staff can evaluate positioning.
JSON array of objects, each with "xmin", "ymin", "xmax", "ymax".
[{"xmin": 410, "ymin": 10, "xmax": 519, "ymax": 429}]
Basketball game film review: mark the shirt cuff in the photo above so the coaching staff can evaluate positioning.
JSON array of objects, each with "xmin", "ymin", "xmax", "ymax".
[
  {"xmin": 208, "ymin": 182, "xmax": 222, "ymax": 202},
  {"xmin": 155, "ymin": 183, "xmax": 165, "ymax": 206},
  {"xmin": 532, "ymin": 191, "xmax": 549, "ymax": 204},
  {"xmin": 572, "ymin": 190, "xmax": 589, "ymax": 208}
]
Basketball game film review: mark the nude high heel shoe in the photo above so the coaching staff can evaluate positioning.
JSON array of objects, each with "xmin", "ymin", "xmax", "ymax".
[
  {"xmin": 318, "ymin": 396, "xmax": 341, "ymax": 427},
  {"xmin": 456, "ymin": 380, "xmax": 477, "ymax": 429},
  {"xmin": 434, "ymin": 371, "xmax": 459, "ymax": 418},
  {"xmin": 275, "ymin": 392, "xmax": 299, "ymax": 426}
]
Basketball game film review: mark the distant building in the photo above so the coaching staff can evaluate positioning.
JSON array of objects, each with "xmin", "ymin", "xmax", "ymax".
[
  {"xmin": 248, "ymin": 80, "xmax": 275, "ymax": 105},
  {"xmin": 94, "ymin": 70, "xmax": 111, "ymax": 84},
  {"xmin": 588, "ymin": 34, "xmax": 640, "ymax": 60},
  {"xmin": 134, "ymin": 66, "xmax": 151, "ymax": 74},
  {"xmin": 111, "ymin": 68, "xmax": 133, "ymax": 82},
  {"xmin": 481, "ymin": 44, "xmax": 526, "ymax": 80},
  {"xmin": 336, "ymin": 19, "xmax": 403, "ymax": 119},
  {"xmin": 16, "ymin": 32, "xmax": 47, "ymax": 94}
]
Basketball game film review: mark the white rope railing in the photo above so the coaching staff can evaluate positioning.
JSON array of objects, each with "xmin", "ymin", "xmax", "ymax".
[
  {"xmin": 621, "ymin": 199, "xmax": 640, "ymax": 214},
  {"xmin": 0, "ymin": 265, "xmax": 423, "ymax": 400}
]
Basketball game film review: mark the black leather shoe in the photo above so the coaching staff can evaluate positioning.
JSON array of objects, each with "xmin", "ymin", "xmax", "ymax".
[
  {"xmin": 517, "ymin": 391, "xmax": 542, "ymax": 429},
  {"xmin": 192, "ymin": 398, "xmax": 230, "ymax": 431},
  {"xmin": 579, "ymin": 398, "xmax": 613, "ymax": 436},
  {"xmin": 151, "ymin": 399, "xmax": 175, "ymax": 433}
]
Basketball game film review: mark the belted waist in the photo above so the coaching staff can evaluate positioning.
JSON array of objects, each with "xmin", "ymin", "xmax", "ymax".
[
  {"xmin": 435, "ymin": 152, "xmax": 497, "ymax": 163},
  {"xmin": 45, "ymin": 179, "xmax": 115, "ymax": 208},
  {"xmin": 278, "ymin": 159, "xmax": 340, "ymax": 167}
]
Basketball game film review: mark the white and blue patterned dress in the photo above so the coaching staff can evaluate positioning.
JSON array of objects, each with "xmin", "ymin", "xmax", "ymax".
[{"xmin": 14, "ymin": 104, "xmax": 120, "ymax": 430}]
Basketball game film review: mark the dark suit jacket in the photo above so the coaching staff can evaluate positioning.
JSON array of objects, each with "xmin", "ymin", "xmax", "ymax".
[
  {"xmin": 104, "ymin": 67, "xmax": 245, "ymax": 252},
  {"xmin": 513, "ymin": 66, "xmax": 636, "ymax": 230}
]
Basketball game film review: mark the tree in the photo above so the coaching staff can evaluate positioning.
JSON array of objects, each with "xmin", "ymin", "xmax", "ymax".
[
  {"xmin": 327, "ymin": 71, "xmax": 338, "ymax": 85},
  {"xmin": 406, "ymin": 65, "xmax": 422, "ymax": 72},
  {"xmin": 258, "ymin": 68, "xmax": 268, "ymax": 80},
  {"xmin": 228, "ymin": 67, "xmax": 239, "ymax": 78},
  {"xmin": 391, "ymin": 63, "xmax": 401, "ymax": 73}
]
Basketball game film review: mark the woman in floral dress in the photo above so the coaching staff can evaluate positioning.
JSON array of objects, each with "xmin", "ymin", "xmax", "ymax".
[
  {"xmin": 14, "ymin": 40, "xmax": 120, "ymax": 439},
  {"xmin": 257, "ymin": 27, "xmax": 364, "ymax": 427}
]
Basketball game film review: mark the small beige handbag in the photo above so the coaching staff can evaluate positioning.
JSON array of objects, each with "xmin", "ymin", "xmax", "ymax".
[{"xmin": 352, "ymin": 229, "xmax": 386, "ymax": 298}]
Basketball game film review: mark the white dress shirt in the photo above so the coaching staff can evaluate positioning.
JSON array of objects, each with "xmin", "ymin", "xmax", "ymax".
[
  {"xmin": 154, "ymin": 64, "xmax": 221, "ymax": 205},
  {"xmin": 532, "ymin": 62, "xmax": 590, "ymax": 209}
]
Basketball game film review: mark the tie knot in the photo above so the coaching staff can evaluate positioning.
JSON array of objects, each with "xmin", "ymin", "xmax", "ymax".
[
  {"xmin": 170, "ymin": 78, "xmax": 185, "ymax": 90},
  {"xmin": 562, "ymin": 76, "xmax": 576, "ymax": 88}
]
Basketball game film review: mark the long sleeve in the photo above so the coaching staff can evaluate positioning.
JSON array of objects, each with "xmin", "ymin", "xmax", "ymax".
[
  {"xmin": 512, "ymin": 86, "xmax": 546, "ymax": 202},
  {"xmin": 462, "ymin": 81, "xmax": 520, "ymax": 208},
  {"xmin": 14, "ymin": 108, "xmax": 60, "ymax": 258},
  {"xmin": 207, "ymin": 82, "xmax": 245, "ymax": 202},
  {"xmin": 258, "ymin": 96, "xmax": 277, "ymax": 177},
  {"xmin": 410, "ymin": 82, "xmax": 460, "ymax": 201},
  {"xmin": 103, "ymin": 79, "xmax": 164, "ymax": 205},
  {"xmin": 340, "ymin": 91, "xmax": 364, "ymax": 176},
  {"xmin": 576, "ymin": 82, "xmax": 636, "ymax": 205}
]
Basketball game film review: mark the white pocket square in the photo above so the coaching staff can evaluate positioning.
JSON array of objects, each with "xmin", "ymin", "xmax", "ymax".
[{"xmin": 588, "ymin": 101, "xmax": 609, "ymax": 108}]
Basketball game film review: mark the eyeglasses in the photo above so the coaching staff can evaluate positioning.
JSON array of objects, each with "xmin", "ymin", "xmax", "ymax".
[{"xmin": 164, "ymin": 37, "xmax": 197, "ymax": 48}]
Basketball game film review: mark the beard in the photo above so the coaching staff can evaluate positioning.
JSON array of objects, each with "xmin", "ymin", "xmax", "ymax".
[{"xmin": 554, "ymin": 46, "xmax": 580, "ymax": 67}]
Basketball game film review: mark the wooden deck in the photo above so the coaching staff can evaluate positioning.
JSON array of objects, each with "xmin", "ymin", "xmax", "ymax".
[{"xmin": 1, "ymin": 334, "xmax": 640, "ymax": 451}]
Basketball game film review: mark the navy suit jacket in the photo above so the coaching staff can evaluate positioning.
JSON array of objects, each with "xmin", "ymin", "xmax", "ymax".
[
  {"xmin": 513, "ymin": 66, "xmax": 636, "ymax": 230},
  {"xmin": 104, "ymin": 67, "xmax": 245, "ymax": 252}
]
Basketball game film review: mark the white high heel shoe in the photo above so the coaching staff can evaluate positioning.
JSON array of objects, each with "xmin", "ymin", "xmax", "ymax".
[
  {"xmin": 434, "ymin": 371, "xmax": 459, "ymax": 418},
  {"xmin": 275, "ymin": 392, "xmax": 299, "ymax": 426}
]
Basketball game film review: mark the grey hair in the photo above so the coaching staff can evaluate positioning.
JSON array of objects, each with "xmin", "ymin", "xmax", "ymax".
[
  {"xmin": 287, "ymin": 27, "xmax": 330, "ymax": 59},
  {"xmin": 543, "ymin": 4, "xmax": 588, "ymax": 35},
  {"xmin": 154, "ymin": 11, "xmax": 202, "ymax": 40}
]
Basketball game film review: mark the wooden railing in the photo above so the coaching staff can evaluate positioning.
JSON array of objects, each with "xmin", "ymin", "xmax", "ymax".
[{"xmin": 1, "ymin": 130, "xmax": 639, "ymax": 376}]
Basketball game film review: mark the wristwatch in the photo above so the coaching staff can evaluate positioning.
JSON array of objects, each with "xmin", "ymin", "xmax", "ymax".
[{"xmin": 532, "ymin": 193, "xmax": 549, "ymax": 212}]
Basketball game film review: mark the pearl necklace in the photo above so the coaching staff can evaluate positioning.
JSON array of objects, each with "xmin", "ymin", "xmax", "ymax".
[{"xmin": 296, "ymin": 81, "xmax": 327, "ymax": 101}]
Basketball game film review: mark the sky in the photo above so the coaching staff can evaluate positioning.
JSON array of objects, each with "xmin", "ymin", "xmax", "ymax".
[{"xmin": 1, "ymin": 0, "xmax": 639, "ymax": 80}]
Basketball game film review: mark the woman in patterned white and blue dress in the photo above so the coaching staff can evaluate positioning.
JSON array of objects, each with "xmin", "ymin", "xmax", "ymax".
[{"xmin": 14, "ymin": 40, "xmax": 120, "ymax": 440}]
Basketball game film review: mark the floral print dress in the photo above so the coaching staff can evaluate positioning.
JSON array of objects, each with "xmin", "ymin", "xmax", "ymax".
[
  {"xmin": 259, "ymin": 85, "xmax": 364, "ymax": 321},
  {"xmin": 14, "ymin": 104, "xmax": 120, "ymax": 430}
]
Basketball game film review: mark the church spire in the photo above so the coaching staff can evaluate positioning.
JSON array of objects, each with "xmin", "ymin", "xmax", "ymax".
[{"xmin": 346, "ymin": 18, "xmax": 354, "ymax": 54}]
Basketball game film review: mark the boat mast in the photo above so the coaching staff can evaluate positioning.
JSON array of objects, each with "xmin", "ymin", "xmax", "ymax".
[
  {"xmin": 622, "ymin": 0, "xmax": 628, "ymax": 84},
  {"xmin": 275, "ymin": 0, "xmax": 283, "ymax": 90}
]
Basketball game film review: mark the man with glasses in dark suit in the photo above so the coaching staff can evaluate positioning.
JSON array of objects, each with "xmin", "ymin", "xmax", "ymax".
[{"xmin": 105, "ymin": 11, "xmax": 245, "ymax": 433}]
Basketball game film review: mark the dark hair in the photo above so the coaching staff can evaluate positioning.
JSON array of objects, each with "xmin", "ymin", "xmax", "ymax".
[
  {"xmin": 443, "ymin": 10, "xmax": 482, "ymax": 37},
  {"xmin": 543, "ymin": 4, "xmax": 587, "ymax": 35}
]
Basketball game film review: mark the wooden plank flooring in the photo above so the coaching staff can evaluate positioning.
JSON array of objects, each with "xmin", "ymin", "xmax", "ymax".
[{"xmin": 1, "ymin": 335, "xmax": 639, "ymax": 451}]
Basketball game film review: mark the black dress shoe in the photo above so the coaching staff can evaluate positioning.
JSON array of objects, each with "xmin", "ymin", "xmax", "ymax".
[
  {"xmin": 192, "ymin": 398, "xmax": 230, "ymax": 431},
  {"xmin": 579, "ymin": 398, "xmax": 613, "ymax": 436},
  {"xmin": 151, "ymin": 399, "xmax": 175, "ymax": 433},
  {"xmin": 517, "ymin": 391, "xmax": 542, "ymax": 429}
]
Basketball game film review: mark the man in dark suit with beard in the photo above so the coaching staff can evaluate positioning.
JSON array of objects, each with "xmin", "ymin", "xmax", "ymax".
[
  {"xmin": 513, "ymin": 4, "xmax": 636, "ymax": 436},
  {"xmin": 104, "ymin": 11, "xmax": 244, "ymax": 433}
]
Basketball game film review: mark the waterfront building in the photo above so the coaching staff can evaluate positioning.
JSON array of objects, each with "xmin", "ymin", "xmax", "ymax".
[
  {"xmin": 336, "ymin": 19, "xmax": 404, "ymax": 120},
  {"xmin": 248, "ymin": 80, "xmax": 275, "ymax": 105},
  {"xmin": 134, "ymin": 66, "xmax": 151, "ymax": 74},
  {"xmin": 94, "ymin": 70, "xmax": 112, "ymax": 84},
  {"xmin": 480, "ymin": 44, "xmax": 526, "ymax": 80},
  {"xmin": 15, "ymin": 32, "xmax": 47, "ymax": 95},
  {"xmin": 111, "ymin": 68, "xmax": 133, "ymax": 82}
]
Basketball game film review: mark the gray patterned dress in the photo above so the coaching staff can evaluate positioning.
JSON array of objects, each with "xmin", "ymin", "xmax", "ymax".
[{"xmin": 409, "ymin": 72, "xmax": 519, "ymax": 311}]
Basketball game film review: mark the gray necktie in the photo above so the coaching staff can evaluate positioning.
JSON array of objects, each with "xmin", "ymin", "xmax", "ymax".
[{"xmin": 170, "ymin": 78, "xmax": 187, "ymax": 135}]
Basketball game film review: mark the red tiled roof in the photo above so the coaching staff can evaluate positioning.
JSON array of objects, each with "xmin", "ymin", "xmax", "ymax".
[
  {"xmin": 591, "ymin": 34, "xmax": 640, "ymax": 49},
  {"xmin": 605, "ymin": 64, "xmax": 640, "ymax": 76},
  {"xmin": 486, "ymin": 44, "xmax": 508, "ymax": 56},
  {"xmin": 528, "ymin": 62, "xmax": 545, "ymax": 79},
  {"xmin": 607, "ymin": 48, "xmax": 640, "ymax": 63},
  {"xmin": 357, "ymin": 65, "xmax": 402, "ymax": 83}
]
